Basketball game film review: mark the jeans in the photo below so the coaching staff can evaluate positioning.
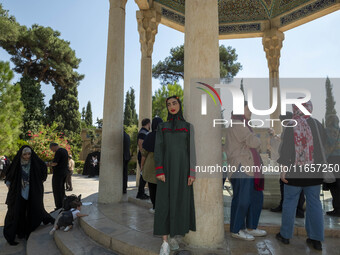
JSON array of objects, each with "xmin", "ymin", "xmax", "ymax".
[
  {"xmin": 280, "ymin": 185, "xmax": 324, "ymax": 241},
  {"xmin": 230, "ymin": 171, "xmax": 263, "ymax": 233}
]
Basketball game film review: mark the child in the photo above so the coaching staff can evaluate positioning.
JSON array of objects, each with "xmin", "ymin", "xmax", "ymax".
[{"xmin": 49, "ymin": 200, "xmax": 88, "ymax": 235}]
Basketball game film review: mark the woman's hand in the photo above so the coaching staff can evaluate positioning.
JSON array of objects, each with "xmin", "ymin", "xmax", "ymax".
[
  {"xmin": 157, "ymin": 175, "xmax": 165, "ymax": 182},
  {"xmin": 188, "ymin": 177, "xmax": 195, "ymax": 186},
  {"xmin": 280, "ymin": 172, "xmax": 288, "ymax": 184}
]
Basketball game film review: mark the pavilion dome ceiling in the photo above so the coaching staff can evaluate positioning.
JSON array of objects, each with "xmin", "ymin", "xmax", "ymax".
[{"xmin": 150, "ymin": 0, "xmax": 340, "ymax": 38}]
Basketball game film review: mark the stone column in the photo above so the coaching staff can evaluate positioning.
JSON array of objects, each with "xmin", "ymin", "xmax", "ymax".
[
  {"xmin": 137, "ymin": 9, "xmax": 160, "ymax": 123},
  {"xmin": 98, "ymin": 0, "xmax": 127, "ymax": 204},
  {"xmin": 262, "ymin": 28, "xmax": 285, "ymax": 135},
  {"xmin": 183, "ymin": 0, "xmax": 224, "ymax": 248},
  {"xmin": 135, "ymin": 9, "xmax": 160, "ymax": 185}
]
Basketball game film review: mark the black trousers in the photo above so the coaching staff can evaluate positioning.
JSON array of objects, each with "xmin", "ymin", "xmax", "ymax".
[
  {"xmin": 52, "ymin": 174, "xmax": 66, "ymax": 209},
  {"xmin": 148, "ymin": 183, "xmax": 157, "ymax": 209},
  {"xmin": 123, "ymin": 160, "xmax": 129, "ymax": 193},
  {"xmin": 137, "ymin": 159, "xmax": 146, "ymax": 196},
  {"xmin": 279, "ymin": 179, "xmax": 305, "ymax": 215}
]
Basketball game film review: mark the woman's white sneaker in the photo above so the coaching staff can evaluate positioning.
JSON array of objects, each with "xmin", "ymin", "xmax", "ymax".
[
  {"xmin": 246, "ymin": 228, "xmax": 267, "ymax": 237},
  {"xmin": 159, "ymin": 241, "xmax": 170, "ymax": 255},
  {"xmin": 231, "ymin": 230, "xmax": 255, "ymax": 241}
]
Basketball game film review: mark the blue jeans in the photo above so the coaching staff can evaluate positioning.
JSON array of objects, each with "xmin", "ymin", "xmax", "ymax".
[
  {"xmin": 230, "ymin": 171, "xmax": 263, "ymax": 233},
  {"xmin": 280, "ymin": 185, "xmax": 324, "ymax": 241}
]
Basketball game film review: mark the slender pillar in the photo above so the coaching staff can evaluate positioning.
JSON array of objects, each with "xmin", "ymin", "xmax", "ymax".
[
  {"xmin": 137, "ymin": 9, "xmax": 160, "ymax": 123},
  {"xmin": 98, "ymin": 0, "xmax": 127, "ymax": 204},
  {"xmin": 135, "ymin": 9, "xmax": 160, "ymax": 185},
  {"xmin": 183, "ymin": 0, "xmax": 224, "ymax": 248},
  {"xmin": 262, "ymin": 28, "xmax": 285, "ymax": 134}
]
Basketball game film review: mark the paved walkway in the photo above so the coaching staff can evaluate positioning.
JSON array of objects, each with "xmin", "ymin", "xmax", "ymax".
[{"xmin": 0, "ymin": 175, "xmax": 339, "ymax": 255}]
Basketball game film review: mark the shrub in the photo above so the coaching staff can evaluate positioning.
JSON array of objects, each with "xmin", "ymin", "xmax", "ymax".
[
  {"xmin": 27, "ymin": 122, "xmax": 71, "ymax": 162},
  {"xmin": 128, "ymin": 160, "xmax": 137, "ymax": 175},
  {"xmin": 74, "ymin": 160, "xmax": 84, "ymax": 174}
]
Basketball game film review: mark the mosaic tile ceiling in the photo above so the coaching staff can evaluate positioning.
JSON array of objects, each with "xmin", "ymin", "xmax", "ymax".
[{"xmin": 154, "ymin": 0, "xmax": 314, "ymax": 23}]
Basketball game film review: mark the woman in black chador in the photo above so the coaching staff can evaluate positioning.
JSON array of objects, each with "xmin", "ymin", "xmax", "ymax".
[{"xmin": 4, "ymin": 145, "xmax": 55, "ymax": 245}]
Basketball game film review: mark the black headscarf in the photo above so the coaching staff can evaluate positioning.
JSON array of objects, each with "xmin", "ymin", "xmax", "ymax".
[
  {"xmin": 166, "ymin": 96, "xmax": 185, "ymax": 129},
  {"xmin": 4, "ymin": 145, "xmax": 53, "ymax": 243},
  {"xmin": 143, "ymin": 117, "xmax": 163, "ymax": 152}
]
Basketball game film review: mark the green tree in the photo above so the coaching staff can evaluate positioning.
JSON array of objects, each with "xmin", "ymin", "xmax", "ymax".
[
  {"xmin": 19, "ymin": 76, "xmax": 45, "ymax": 136},
  {"xmin": 325, "ymin": 77, "xmax": 337, "ymax": 121},
  {"xmin": 152, "ymin": 45, "xmax": 242, "ymax": 85},
  {"xmin": 46, "ymin": 84, "xmax": 82, "ymax": 159},
  {"xmin": 124, "ymin": 124, "xmax": 138, "ymax": 157},
  {"xmin": 81, "ymin": 107, "xmax": 86, "ymax": 120},
  {"xmin": 96, "ymin": 118, "xmax": 103, "ymax": 129},
  {"xmin": 124, "ymin": 90, "xmax": 132, "ymax": 126},
  {"xmin": 0, "ymin": 4, "xmax": 20, "ymax": 44},
  {"xmin": 152, "ymin": 82, "xmax": 183, "ymax": 121},
  {"xmin": 0, "ymin": 23, "xmax": 84, "ymax": 87},
  {"xmin": 85, "ymin": 101, "xmax": 93, "ymax": 127},
  {"xmin": 0, "ymin": 61, "xmax": 24, "ymax": 155},
  {"xmin": 124, "ymin": 87, "xmax": 138, "ymax": 126},
  {"xmin": 129, "ymin": 88, "xmax": 138, "ymax": 125}
]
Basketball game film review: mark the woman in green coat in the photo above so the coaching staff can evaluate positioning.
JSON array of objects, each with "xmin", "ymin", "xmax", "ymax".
[{"xmin": 154, "ymin": 96, "xmax": 196, "ymax": 255}]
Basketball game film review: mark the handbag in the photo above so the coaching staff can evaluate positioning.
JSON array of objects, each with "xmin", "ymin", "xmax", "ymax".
[{"xmin": 313, "ymin": 118, "xmax": 336, "ymax": 183}]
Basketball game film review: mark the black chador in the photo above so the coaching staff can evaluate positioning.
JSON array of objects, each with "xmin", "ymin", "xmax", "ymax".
[{"xmin": 4, "ymin": 146, "xmax": 54, "ymax": 245}]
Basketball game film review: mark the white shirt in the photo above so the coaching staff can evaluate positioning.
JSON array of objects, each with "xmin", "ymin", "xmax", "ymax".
[{"xmin": 71, "ymin": 209, "xmax": 80, "ymax": 220}]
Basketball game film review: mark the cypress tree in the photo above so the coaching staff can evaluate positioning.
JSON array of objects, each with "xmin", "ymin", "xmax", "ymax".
[
  {"xmin": 85, "ymin": 101, "xmax": 93, "ymax": 127},
  {"xmin": 325, "ymin": 77, "xmax": 337, "ymax": 122},
  {"xmin": 124, "ymin": 90, "xmax": 132, "ymax": 126},
  {"xmin": 19, "ymin": 76, "xmax": 45, "ymax": 136},
  {"xmin": 129, "ymin": 88, "xmax": 138, "ymax": 125}
]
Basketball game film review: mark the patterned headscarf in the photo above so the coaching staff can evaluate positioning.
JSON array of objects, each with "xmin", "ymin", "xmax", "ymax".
[{"xmin": 292, "ymin": 100, "xmax": 314, "ymax": 165}]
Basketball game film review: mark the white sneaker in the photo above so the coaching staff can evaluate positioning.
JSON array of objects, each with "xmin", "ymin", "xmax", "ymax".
[
  {"xmin": 159, "ymin": 241, "xmax": 170, "ymax": 255},
  {"xmin": 246, "ymin": 228, "xmax": 267, "ymax": 237},
  {"xmin": 49, "ymin": 228, "xmax": 56, "ymax": 235},
  {"xmin": 231, "ymin": 229, "xmax": 255, "ymax": 241},
  {"xmin": 168, "ymin": 237, "xmax": 179, "ymax": 250},
  {"xmin": 149, "ymin": 208, "xmax": 155, "ymax": 214},
  {"xmin": 64, "ymin": 226, "xmax": 72, "ymax": 232}
]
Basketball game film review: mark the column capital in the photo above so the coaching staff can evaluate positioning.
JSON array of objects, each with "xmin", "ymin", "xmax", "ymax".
[
  {"xmin": 136, "ymin": 9, "xmax": 161, "ymax": 58},
  {"xmin": 109, "ymin": 0, "xmax": 127, "ymax": 9},
  {"xmin": 262, "ymin": 28, "xmax": 285, "ymax": 73}
]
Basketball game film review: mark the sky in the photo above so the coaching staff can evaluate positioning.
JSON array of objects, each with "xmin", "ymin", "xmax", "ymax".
[{"xmin": 0, "ymin": 0, "xmax": 339, "ymax": 124}]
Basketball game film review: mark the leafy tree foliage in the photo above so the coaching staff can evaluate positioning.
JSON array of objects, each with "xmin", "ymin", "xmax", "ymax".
[
  {"xmin": 0, "ymin": 4, "xmax": 20, "ymax": 44},
  {"xmin": 85, "ymin": 101, "xmax": 93, "ymax": 127},
  {"xmin": 325, "ymin": 77, "xmax": 337, "ymax": 121},
  {"xmin": 152, "ymin": 45, "xmax": 242, "ymax": 85},
  {"xmin": 19, "ymin": 76, "xmax": 45, "ymax": 136},
  {"xmin": 0, "ymin": 22, "xmax": 84, "ymax": 87},
  {"xmin": 46, "ymin": 84, "xmax": 82, "ymax": 159},
  {"xmin": 124, "ymin": 87, "xmax": 138, "ymax": 126},
  {"xmin": 0, "ymin": 61, "xmax": 24, "ymax": 155},
  {"xmin": 96, "ymin": 118, "xmax": 103, "ymax": 129}
]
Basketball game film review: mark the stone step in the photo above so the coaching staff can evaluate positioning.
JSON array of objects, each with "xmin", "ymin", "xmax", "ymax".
[
  {"xmin": 53, "ymin": 220, "xmax": 117, "ymax": 255},
  {"xmin": 79, "ymin": 198, "xmax": 160, "ymax": 255},
  {"xmin": 26, "ymin": 225, "xmax": 62, "ymax": 255}
]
